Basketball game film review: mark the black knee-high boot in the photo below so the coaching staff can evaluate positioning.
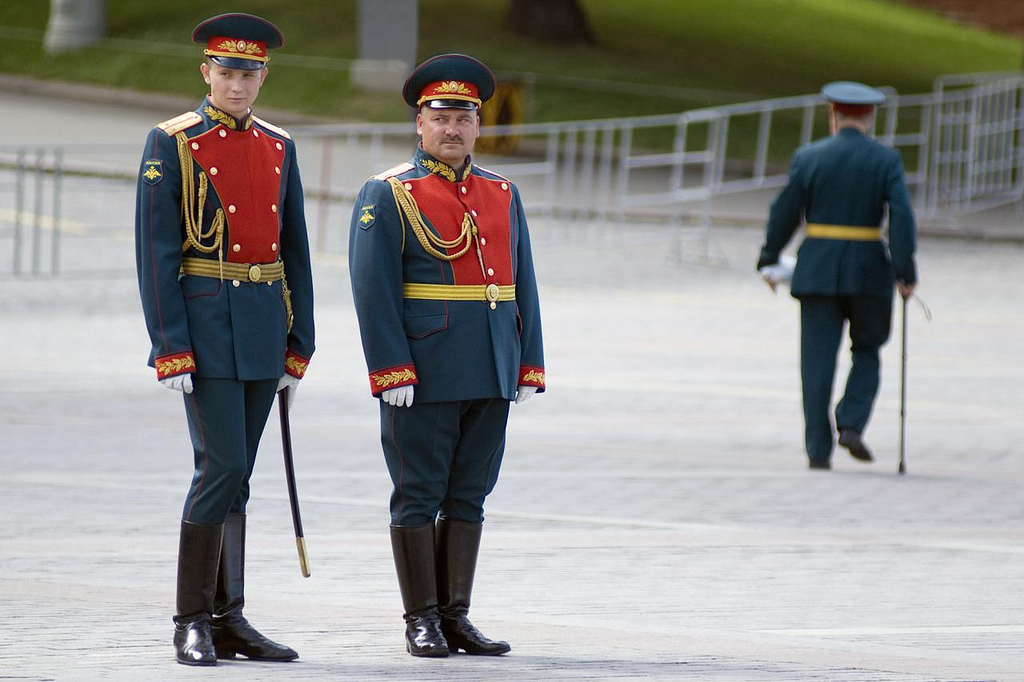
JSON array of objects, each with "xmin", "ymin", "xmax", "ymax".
[
  {"xmin": 436, "ymin": 518, "xmax": 510, "ymax": 655},
  {"xmin": 211, "ymin": 513, "xmax": 298, "ymax": 661},
  {"xmin": 390, "ymin": 523, "xmax": 449, "ymax": 657},
  {"xmin": 173, "ymin": 521, "xmax": 224, "ymax": 666}
]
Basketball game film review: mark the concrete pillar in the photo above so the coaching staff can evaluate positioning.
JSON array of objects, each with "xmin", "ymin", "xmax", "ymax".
[
  {"xmin": 351, "ymin": 0, "xmax": 418, "ymax": 92},
  {"xmin": 44, "ymin": 0, "xmax": 105, "ymax": 54}
]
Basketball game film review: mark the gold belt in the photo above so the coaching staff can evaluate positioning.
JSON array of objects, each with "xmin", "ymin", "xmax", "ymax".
[
  {"xmin": 403, "ymin": 283, "xmax": 516, "ymax": 303},
  {"xmin": 181, "ymin": 257, "xmax": 284, "ymax": 283},
  {"xmin": 805, "ymin": 223, "xmax": 882, "ymax": 241}
]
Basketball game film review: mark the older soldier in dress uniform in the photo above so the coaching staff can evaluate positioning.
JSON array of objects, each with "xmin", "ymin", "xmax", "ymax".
[
  {"xmin": 757, "ymin": 81, "xmax": 917, "ymax": 470},
  {"xmin": 349, "ymin": 54, "xmax": 545, "ymax": 658},
  {"xmin": 134, "ymin": 13, "xmax": 314, "ymax": 666}
]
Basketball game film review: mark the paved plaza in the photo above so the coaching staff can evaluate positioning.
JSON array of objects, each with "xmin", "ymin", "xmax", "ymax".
[{"xmin": 1, "ymin": 88, "xmax": 1023, "ymax": 681}]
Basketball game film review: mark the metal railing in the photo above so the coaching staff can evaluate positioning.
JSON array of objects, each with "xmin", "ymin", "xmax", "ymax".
[
  {"xmin": 2, "ymin": 72, "xmax": 1022, "ymax": 277},
  {"xmin": 924, "ymin": 72, "xmax": 1024, "ymax": 217},
  {"xmin": 290, "ymin": 71, "xmax": 1023, "ymax": 245},
  {"xmin": 0, "ymin": 148, "xmax": 64, "ymax": 276}
]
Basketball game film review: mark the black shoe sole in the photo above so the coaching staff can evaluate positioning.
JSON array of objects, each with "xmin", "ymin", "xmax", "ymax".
[
  {"xmin": 451, "ymin": 646, "xmax": 511, "ymax": 656},
  {"xmin": 215, "ymin": 651, "xmax": 299, "ymax": 662}
]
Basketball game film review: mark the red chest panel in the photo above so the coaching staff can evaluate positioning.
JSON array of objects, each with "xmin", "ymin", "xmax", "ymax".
[
  {"xmin": 190, "ymin": 125, "xmax": 285, "ymax": 264},
  {"xmin": 407, "ymin": 173, "xmax": 514, "ymax": 285}
]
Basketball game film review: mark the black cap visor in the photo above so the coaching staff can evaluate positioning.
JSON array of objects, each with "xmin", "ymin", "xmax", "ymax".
[
  {"xmin": 208, "ymin": 55, "xmax": 267, "ymax": 71},
  {"xmin": 423, "ymin": 99, "xmax": 479, "ymax": 111}
]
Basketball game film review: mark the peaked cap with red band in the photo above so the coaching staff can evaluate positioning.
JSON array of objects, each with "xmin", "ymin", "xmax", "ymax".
[
  {"xmin": 403, "ymin": 53, "xmax": 496, "ymax": 110},
  {"xmin": 821, "ymin": 80, "xmax": 885, "ymax": 117},
  {"xmin": 192, "ymin": 13, "xmax": 284, "ymax": 71}
]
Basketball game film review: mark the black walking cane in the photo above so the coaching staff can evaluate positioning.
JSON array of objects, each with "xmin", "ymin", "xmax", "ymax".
[
  {"xmin": 279, "ymin": 387, "xmax": 311, "ymax": 577},
  {"xmin": 898, "ymin": 295, "xmax": 909, "ymax": 475}
]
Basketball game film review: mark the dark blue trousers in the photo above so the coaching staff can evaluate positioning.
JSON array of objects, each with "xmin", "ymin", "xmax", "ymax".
[
  {"xmin": 181, "ymin": 377, "xmax": 279, "ymax": 524},
  {"xmin": 799, "ymin": 295, "xmax": 892, "ymax": 464},
  {"xmin": 380, "ymin": 398, "xmax": 510, "ymax": 526}
]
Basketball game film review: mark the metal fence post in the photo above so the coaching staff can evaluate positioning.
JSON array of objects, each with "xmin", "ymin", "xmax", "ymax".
[
  {"xmin": 316, "ymin": 137, "xmax": 333, "ymax": 252},
  {"xmin": 32, "ymin": 148, "xmax": 45, "ymax": 275},
  {"xmin": 13, "ymin": 150, "xmax": 26, "ymax": 275},
  {"xmin": 614, "ymin": 125, "xmax": 632, "ymax": 220},
  {"xmin": 753, "ymin": 107, "xmax": 772, "ymax": 184},
  {"xmin": 51, "ymin": 148, "xmax": 63, "ymax": 275}
]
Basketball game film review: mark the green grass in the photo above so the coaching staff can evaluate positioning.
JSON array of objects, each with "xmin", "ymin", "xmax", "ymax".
[{"xmin": 1, "ymin": 0, "xmax": 1020, "ymax": 124}]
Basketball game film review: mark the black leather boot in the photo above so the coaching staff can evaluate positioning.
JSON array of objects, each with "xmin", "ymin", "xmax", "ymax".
[
  {"xmin": 173, "ymin": 520, "xmax": 223, "ymax": 666},
  {"xmin": 391, "ymin": 523, "xmax": 449, "ymax": 657},
  {"xmin": 211, "ymin": 514, "xmax": 298, "ymax": 661},
  {"xmin": 436, "ymin": 518, "xmax": 510, "ymax": 655}
]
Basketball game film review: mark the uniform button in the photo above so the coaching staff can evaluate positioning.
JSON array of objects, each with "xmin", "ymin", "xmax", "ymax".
[
  {"xmin": 228, "ymin": 205, "xmax": 237, "ymax": 213},
  {"xmin": 471, "ymin": 209, "xmax": 478, "ymax": 217},
  {"xmin": 271, "ymin": 243, "xmax": 278, "ymax": 251},
  {"xmin": 191, "ymin": 142, "xmax": 199, "ymax": 150},
  {"xmin": 276, "ymin": 142, "xmax": 283, "ymax": 151},
  {"xmin": 232, "ymin": 243, "xmax": 241, "ymax": 253},
  {"xmin": 275, "ymin": 167, "xmax": 281, "ymax": 175},
  {"xmin": 489, "ymin": 302, "xmax": 497, "ymax": 310},
  {"xmin": 232, "ymin": 280, "xmax": 240, "ymax": 287},
  {"xmin": 218, "ymin": 130, "xmax": 227, "ymax": 138},
  {"xmin": 253, "ymin": 130, "xmax": 259, "ymax": 138},
  {"xmin": 460, "ymin": 186, "xmax": 467, "ymax": 195},
  {"xmin": 404, "ymin": 183, "xmax": 413, "ymax": 191},
  {"xmin": 501, "ymin": 182, "xmax": 509, "ymax": 191},
  {"xmin": 487, "ymin": 268, "xmax": 494, "ymax": 276},
  {"xmin": 480, "ymin": 237, "xmax": 487, "ymax": 246},
  {"xmin": 210, "ymin": 167, "xmax": 218, "ymax": 175},
  {"xmin": 271, "ymin": 204, "xmax": 277, "ymax": 213},
  {"xmin": 267, "ymin": 281, "xmax": 272, "ymax": 287}
]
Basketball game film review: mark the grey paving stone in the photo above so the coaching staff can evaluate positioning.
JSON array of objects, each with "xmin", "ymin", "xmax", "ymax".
[{"xmin": 1, "ymin": 87, "xmax": 1022, "ymax": 681}]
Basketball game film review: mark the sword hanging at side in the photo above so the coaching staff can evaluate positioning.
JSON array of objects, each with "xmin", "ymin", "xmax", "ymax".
[{"xmin": 279, "ymin": 387, "xmax": 311, "ymax": 577}]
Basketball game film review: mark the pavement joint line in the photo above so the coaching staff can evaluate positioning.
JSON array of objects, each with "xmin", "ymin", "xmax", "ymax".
[{"xmin": 763, "ymin": 625, "xmax": 1024, "ymax": 636}]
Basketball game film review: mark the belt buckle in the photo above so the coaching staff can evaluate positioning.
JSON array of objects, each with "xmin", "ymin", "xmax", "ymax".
[
  {"xmin": 485, "ymin": 283, "xmax": 500, "ymax": 303},
  {"xmin": 248, "ymin": 264, "xmax": 262, "ymax": 282}
]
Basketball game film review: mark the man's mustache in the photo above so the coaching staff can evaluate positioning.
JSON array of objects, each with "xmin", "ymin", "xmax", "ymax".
[{"xmin": 441, "ymin": 136, "xmax": 463, "ymax": 143}]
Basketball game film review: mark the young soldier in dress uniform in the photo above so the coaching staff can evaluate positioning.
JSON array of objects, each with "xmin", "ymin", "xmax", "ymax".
[
  {"xmin": 757, "ymin": 81, "xmax": 917, "ymax": 470},
  {"xmin": 134, "ymin": 13, "xmax": 314, "ymax": 666},
  {"xmin": 348, "ymin": 53, "xmax": 545, "ymax": 658}
]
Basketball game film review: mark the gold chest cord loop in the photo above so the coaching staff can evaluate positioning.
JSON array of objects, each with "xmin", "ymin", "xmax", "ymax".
[
  {"xmin": 386, "ymin": 177, "xmax": 484, "ymax": 271},
  {"xmin": 176, "ymin": 132, "xmax": 225, "ymax": 279}
]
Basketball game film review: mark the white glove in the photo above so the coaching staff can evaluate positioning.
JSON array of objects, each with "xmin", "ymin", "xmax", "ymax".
[
  {"xmin": 759, "ymin": 255, "xmax": 796, "ymax": 293},
  {"xmin": 160, "ymin": 374, "xmax": 193, "ymax": 394},
  {"xmin": 515, "ymin": 386, "xmax": 538, "ymax": 404},
  {"xmin": 277, "ymin": 374, "xmax": 300, "ymax": 410},
  {"xmin": 382, "ymin": 385, "xmax": 415, "ymax": 407}
]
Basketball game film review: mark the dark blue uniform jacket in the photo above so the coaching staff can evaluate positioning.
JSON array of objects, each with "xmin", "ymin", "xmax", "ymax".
[
  {"xmin": 758, "ymin": 127, "xmax": 917, "ymax": 298},
  {"xmin": 135, "ymin": 99, "xmax": 314, "ymax": 381},
  {"xmin": 349, "ymin": 148, "xmax": 545, "ymax": 403}
]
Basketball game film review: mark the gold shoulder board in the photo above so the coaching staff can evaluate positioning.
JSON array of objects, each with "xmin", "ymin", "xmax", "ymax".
[
  {"xmin": 373, "ymin": 162, "xmax": 414, "ymax": 181},
  {"xmin": 157, "ymin": 112, "xmax": 203, "ymax": 136},
  {"xmin": 252, "ymin": 116, "xmax": 291, "ymax": 140}
]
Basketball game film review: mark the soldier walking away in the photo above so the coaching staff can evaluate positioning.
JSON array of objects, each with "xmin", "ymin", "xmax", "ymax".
[
  {"xmin": 134, "ymin": 13, "xmax": 315, "ymax": 666},
  {"xmin": 349, "ymin": 54, "xmax": 545, "ymax": 658},
  {"xmin": 756, "ymin": 81, "xmax": 917, "ymax": 471}
]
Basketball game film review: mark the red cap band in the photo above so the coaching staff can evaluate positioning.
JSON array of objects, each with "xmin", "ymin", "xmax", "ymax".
[
  {"xmin": 417, "ymin": 80, "xmax": 481, "ymax": 107},
  {"xmin": 832, "ymin": 103, "xmax": 874, "ymax": 117}
]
